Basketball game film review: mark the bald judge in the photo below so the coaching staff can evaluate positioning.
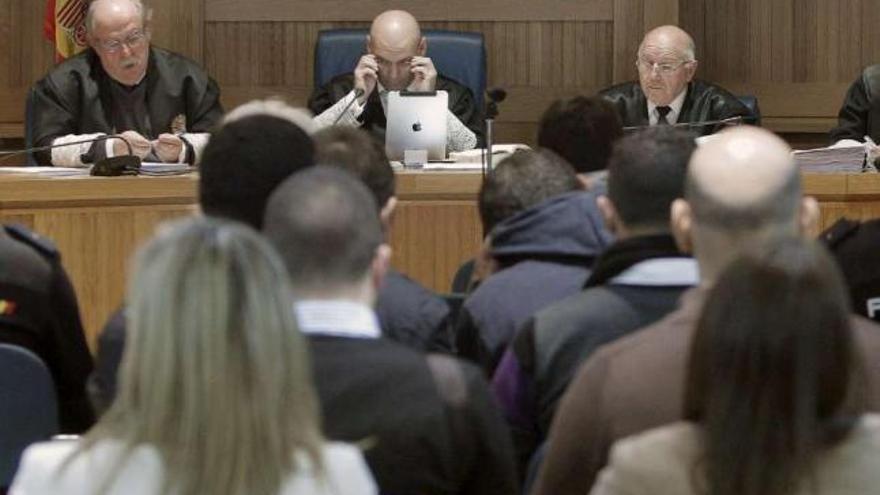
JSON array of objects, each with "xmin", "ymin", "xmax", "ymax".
[
  {"xmin": 31, "ymin": 0, "xmax": 223, "ymax": 167},
  {"xmin": 600, "ymin": 26, "xmax": 752, "ymax": 136},
  {"xmin": 309, "ymin": 10, "xmax": 482, "ymax": 152}
]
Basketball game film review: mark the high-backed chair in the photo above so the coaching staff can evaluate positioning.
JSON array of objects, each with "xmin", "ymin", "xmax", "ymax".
[
  {"xmin": 736, "ymin": 94, "xmax": 761, "ymax": 126},
  {"xmin": 0, "ymin": 344, "xmax": 58, "ymax": 489},
  {"xmin": 314, "ymin": 29, "xmax": 487, "ymax": 107}
]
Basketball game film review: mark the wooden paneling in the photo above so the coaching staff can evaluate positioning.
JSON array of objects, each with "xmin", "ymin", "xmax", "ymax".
[
  {"xmin": 680, "ymin": 0, "xmax": 880, "ymax": 136},
  {"xmin": 205, "ymin": 0, "xmax": 614, "ymax": 22}
]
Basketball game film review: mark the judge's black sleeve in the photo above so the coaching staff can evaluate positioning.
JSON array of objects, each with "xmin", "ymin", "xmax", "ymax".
[{"xmin": 830, "ymin": 65, "xmax": 880, "ymax": 143}]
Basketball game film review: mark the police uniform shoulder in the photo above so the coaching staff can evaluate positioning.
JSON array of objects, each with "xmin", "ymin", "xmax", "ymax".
[{"xmin": 3, "ymin": 225, "xmax": 60, "ymax": 260}]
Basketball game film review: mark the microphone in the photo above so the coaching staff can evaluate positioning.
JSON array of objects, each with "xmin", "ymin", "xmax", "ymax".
[
  {"xmin": 0, "ymin": 135, "xmax": 142, "ymax": 176},
  {"xmin": 332, "ymin": 88, "xmax": 366, "ymax": 125},
  {"xmin": 622, "ymin": 115, "xmax": 745, "ymax": 132},
  {"xmin": 486, "ymin": 88, "xmax": 507, "ymax": 104},
  {"xmin": 483, "ymin": 87, "xmax": 508, "ymax": 178}
]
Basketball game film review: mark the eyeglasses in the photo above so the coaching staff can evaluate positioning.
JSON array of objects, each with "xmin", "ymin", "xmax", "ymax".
[
  {"xmin": 636, "ymin": 59, "xmax": 691, "ymax": 75},
  {"xmin": 97, "ymin": 30, "xmax": 147, "ymax": 53}
]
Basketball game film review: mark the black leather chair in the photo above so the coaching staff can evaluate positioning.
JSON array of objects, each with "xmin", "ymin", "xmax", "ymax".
[
  {"xmin": 313, "ymin": 29, "xmax": 487, "ymax": 107},
  {"xmin": 736, "ymin": 94, "xmax": 761, "ymax": 126},
  {"xmin": 0, "ymin": 344, "xmax": 58, "ymax": 489}
]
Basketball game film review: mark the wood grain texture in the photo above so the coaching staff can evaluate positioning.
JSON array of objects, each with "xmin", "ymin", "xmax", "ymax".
[
  {"xmin": 205, "ymin": 0, "xmax": 614, "ymax": 22},
  {"xmin": 679, "ymin": 0, "xmax": 880, "ymax": 135}
]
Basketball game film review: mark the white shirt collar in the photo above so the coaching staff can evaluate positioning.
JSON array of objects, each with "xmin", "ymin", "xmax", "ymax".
[
  {"xmin": 647, "ymin": 88, "xmax": 688, "ymax": 126},
  {"xmin": 294, "ymin": 300, "xmax": 381, "ymax": 339},
  {"xmin": 609, "ymin": 257, "xmax": 700, "ymax": 287}
]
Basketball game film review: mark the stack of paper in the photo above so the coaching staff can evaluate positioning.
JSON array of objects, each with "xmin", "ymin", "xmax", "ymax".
[
  {"xmin": 0, "ymin": 166, "xmax": 89, "ymax": 177},
  {"xmin": 792, "ymin": 144, "xmax": 865, "ymax": 173},
  {"xmin": 426, "ymin": 144, "xmax": 531, "ymax": 171}
]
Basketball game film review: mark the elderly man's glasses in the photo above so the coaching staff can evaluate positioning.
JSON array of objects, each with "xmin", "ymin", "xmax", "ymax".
[
  {"xmin": 636, "ymin": 59, "xmax": 691, "ymax": 75},
  {"xmin": 98, "ymin": 31, "xmax": 147, "ymax": 53}
]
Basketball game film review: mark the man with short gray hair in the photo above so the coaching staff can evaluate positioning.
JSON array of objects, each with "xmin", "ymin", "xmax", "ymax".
[
  {"xmin": 31, "ymin": 0, "xmax": 223, "ymax": 166},
  {"xmin": 263, "ymin": 167, "xmax": 517, "ymax": 495},
  {"xmin": 600, "ymin": 25, "xmax": 752, "ymax": 135}
]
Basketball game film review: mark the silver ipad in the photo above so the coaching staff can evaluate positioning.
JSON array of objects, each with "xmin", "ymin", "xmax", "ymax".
[{"xmin": 385, "ymin": 90, "xmax": 448, "ymax": 161}]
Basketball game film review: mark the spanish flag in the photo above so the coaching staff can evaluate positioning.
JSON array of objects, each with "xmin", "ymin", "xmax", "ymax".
[{"xmin": 44, "ymin": 0, "xmax": 88, "ymax": 62}]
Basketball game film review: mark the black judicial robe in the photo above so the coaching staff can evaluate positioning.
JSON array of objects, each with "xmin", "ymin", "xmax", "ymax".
[
  {"xmin": 307, "ymin": 73, "xmax": 485, "ymax": 146},
  {"xmin": 831, "ymin": 65, "xmax": 880, "ymax": 143},
  {"xmin": 31, "ymin": 47, "xmax": 223, "ymax": 165},
  {"xmin": 599, "ymin": 80, "xmax": 753, "ymax": 136}
]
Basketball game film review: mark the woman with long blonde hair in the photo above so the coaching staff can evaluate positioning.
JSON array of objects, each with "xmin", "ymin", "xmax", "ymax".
[{"xmin": 11, "ymin": 218, "xmax": 376, "ymax": 495}]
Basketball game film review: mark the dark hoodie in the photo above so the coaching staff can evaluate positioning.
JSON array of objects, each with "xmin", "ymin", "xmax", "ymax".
[{"xmin": 455, "ymin": 191, "xmax": 612, "ymax": 375}]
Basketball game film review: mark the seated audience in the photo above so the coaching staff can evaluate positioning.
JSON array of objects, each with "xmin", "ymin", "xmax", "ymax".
[
  {"xmin": 591, "ymin": 238, "xmax": 879, "ymax": 495},
  {"xmin": 262, "ymin": 167, "xmax": 517, "ymax": 495},
  {"xmin": 830, "ymin": 65, "xmax": 880, "ymax": 144},
  {"xmin": 600, "ymin": 25, "xmax": 752, "ymax": 135},
  {"xmin": 531, "ymin": 126, "xmax": 880, "ymax": 495},
  {"xmin": 313, "ymin": 126, "xmax": 453, "ymax": 352},
  {"xmin": 11, "ymin": 218, "xmax": 376, "ymax": 494},
  {"xmin": 309, "ymin": 10, "xmax": 482, "ymax": 150},
  {"xmin": 0, "ymin": 226, "xmax": 94, "ymax": 433},
  {"xmin": 455, "ymin": 150, "xmax": 612, "ymax": 375},
  {"xmin": 536, "ymin": 96, "xmax": 624, "ymax": 192},
  {"xmin": 492, "ymin": 127, "xmax": 697, "ymax": 472},
  {"xmin": 88, "ymin": 100, "xmax": 316, "ymax": 414}
]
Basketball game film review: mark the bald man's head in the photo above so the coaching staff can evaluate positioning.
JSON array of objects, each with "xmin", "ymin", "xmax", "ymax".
[
  {"xmin": 671, "ymin": 126, "xmax": 818, "ymax": 284},
  {"xmin": 686, "ymin": 127, "xmax": 799, "ymax": 234},
  {"xmin": 637, "ymin": 25, "xmax": 697, "ymax": 106},
  {"xmin": 368, "ymin": 10, "xmax": 426, "ymax": 90}
]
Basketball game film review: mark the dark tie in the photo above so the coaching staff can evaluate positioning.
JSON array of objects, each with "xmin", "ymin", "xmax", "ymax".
[{"xmin": 656, "ymin": 106, "xmax": 672, "ymax": 125}]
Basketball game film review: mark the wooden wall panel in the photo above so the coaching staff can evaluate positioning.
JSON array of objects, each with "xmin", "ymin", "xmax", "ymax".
[
  {"xmin": 680, "ymin": 0, "xmax": 880, "ymax": 138},
  {"xmin": 205, "ymin": 0, "xmax": 614, "ymax": 22}
]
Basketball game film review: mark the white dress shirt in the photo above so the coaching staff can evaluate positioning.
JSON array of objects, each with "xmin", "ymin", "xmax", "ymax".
[{"xmin": 647, "ymin": 89, "xmax": 688, "ymax": 126}]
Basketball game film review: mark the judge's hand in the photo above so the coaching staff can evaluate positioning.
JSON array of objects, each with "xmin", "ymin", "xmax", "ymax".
[
  {"xmin": 354, "ymin": 54, "xmax": 379, "ymax": 102},
  {"xmin": 153, "ymin": 134, "xmax": 184, "ymax": 163},
  {"xmin": 113, "ymin": 130, "xmax": 151, "ymax": 159},
  {"xmin": 408, "ymin": 56, "xmax": 437, "ymax": 92}
]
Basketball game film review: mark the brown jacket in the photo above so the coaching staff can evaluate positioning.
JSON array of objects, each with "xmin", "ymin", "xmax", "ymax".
[
  {"xmin": 532, "ymin": 288, "xmax": 880, "ymax": 495},
  {"xmin": 589, "ymin": 414, "xmax": 880, "ymax": 495}
]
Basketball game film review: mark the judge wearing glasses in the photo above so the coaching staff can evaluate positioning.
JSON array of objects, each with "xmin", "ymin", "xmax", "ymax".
[
  {"xmin": 599, "ymin": 26, "xmax": 751, "ymax": 136},
  {"xmin": 31, "ymin": 0, "xmax": 223, "ymax": 166}
]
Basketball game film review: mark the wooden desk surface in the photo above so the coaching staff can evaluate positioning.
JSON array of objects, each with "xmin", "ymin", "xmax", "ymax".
[{"xmin": 1, "ymin": 170, "xmax": 879, "ymax": 349}]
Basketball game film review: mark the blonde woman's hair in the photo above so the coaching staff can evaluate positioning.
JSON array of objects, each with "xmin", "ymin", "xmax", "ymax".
[{"xmin": 70, "ymin": 217, "xmax": 325, "ymax": 495}]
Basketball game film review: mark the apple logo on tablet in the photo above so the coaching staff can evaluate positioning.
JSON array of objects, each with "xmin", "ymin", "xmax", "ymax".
[{"xmin": 412, "ymin": 121, "xmax": 422, "ymax": 132}]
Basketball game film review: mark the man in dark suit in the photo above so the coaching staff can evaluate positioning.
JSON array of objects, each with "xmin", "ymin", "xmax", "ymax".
[
  {"xmin": 262, "ymin": 167, "xmax": 517, "ymax": 495},
  {"xmin": 600, "ymin": 25, "xmax": 752, "ymax": 136},
  {"xmin": 308, "ymin": 9, "xmax": 482, "ymax": 150}
]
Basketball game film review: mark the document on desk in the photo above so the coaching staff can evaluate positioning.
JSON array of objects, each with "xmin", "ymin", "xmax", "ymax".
[
  {"xmin": 0, "ymin": 166, "xmax": 89, "ymax": 177},
  {"xmin": 425, "ymin": 144, "xmax": 531, "ymax": 170},
  {"xmin": 792, "ymin": 143, "xmax": 865, "ymax": 173}
]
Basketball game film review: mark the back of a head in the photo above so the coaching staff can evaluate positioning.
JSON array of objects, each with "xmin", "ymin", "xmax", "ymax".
[
  {"xmin": 263, "ymin": 167, "xmax": 384, "ymax": 292},
  {"xmin": 313, "ymin": 126, "xmax": 395, "ymax": 211},
  {"xmin": 607, "ymin": 126, "xmax": 695, "ymax": 231},
  {"xmin": 686, "ymin": 126, "xmax": 801, "ymax": 241},
  {"xmin": 684, "ymin": 237, "xmax": 856, "ymax": 495},
  {"xmin": 537, "ymin": 96, "xmax": 623, "ymax": 174},
  {"xmin": 97, "ymin": 217, "xmax": 323, "ymax": 494},
  {"xmin": 479, "ymin": 149, "xmax": 581, "ymax": 234},
  {"xmin": 199, "ymin": 114, "xmax": 315, "ymax": 229}
]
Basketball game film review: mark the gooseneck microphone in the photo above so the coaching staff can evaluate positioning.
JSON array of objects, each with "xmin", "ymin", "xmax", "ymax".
[
  {"xmin": 483, "ymin": 87, "xmax": 508, "ymax": 177},
  {"xmin": 0, "ymin": 135, "xmax": 142, "ymax": 176},
  {"xmin": 332, "ymin": 88, "xmax": 367, "ymax": 126}
]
